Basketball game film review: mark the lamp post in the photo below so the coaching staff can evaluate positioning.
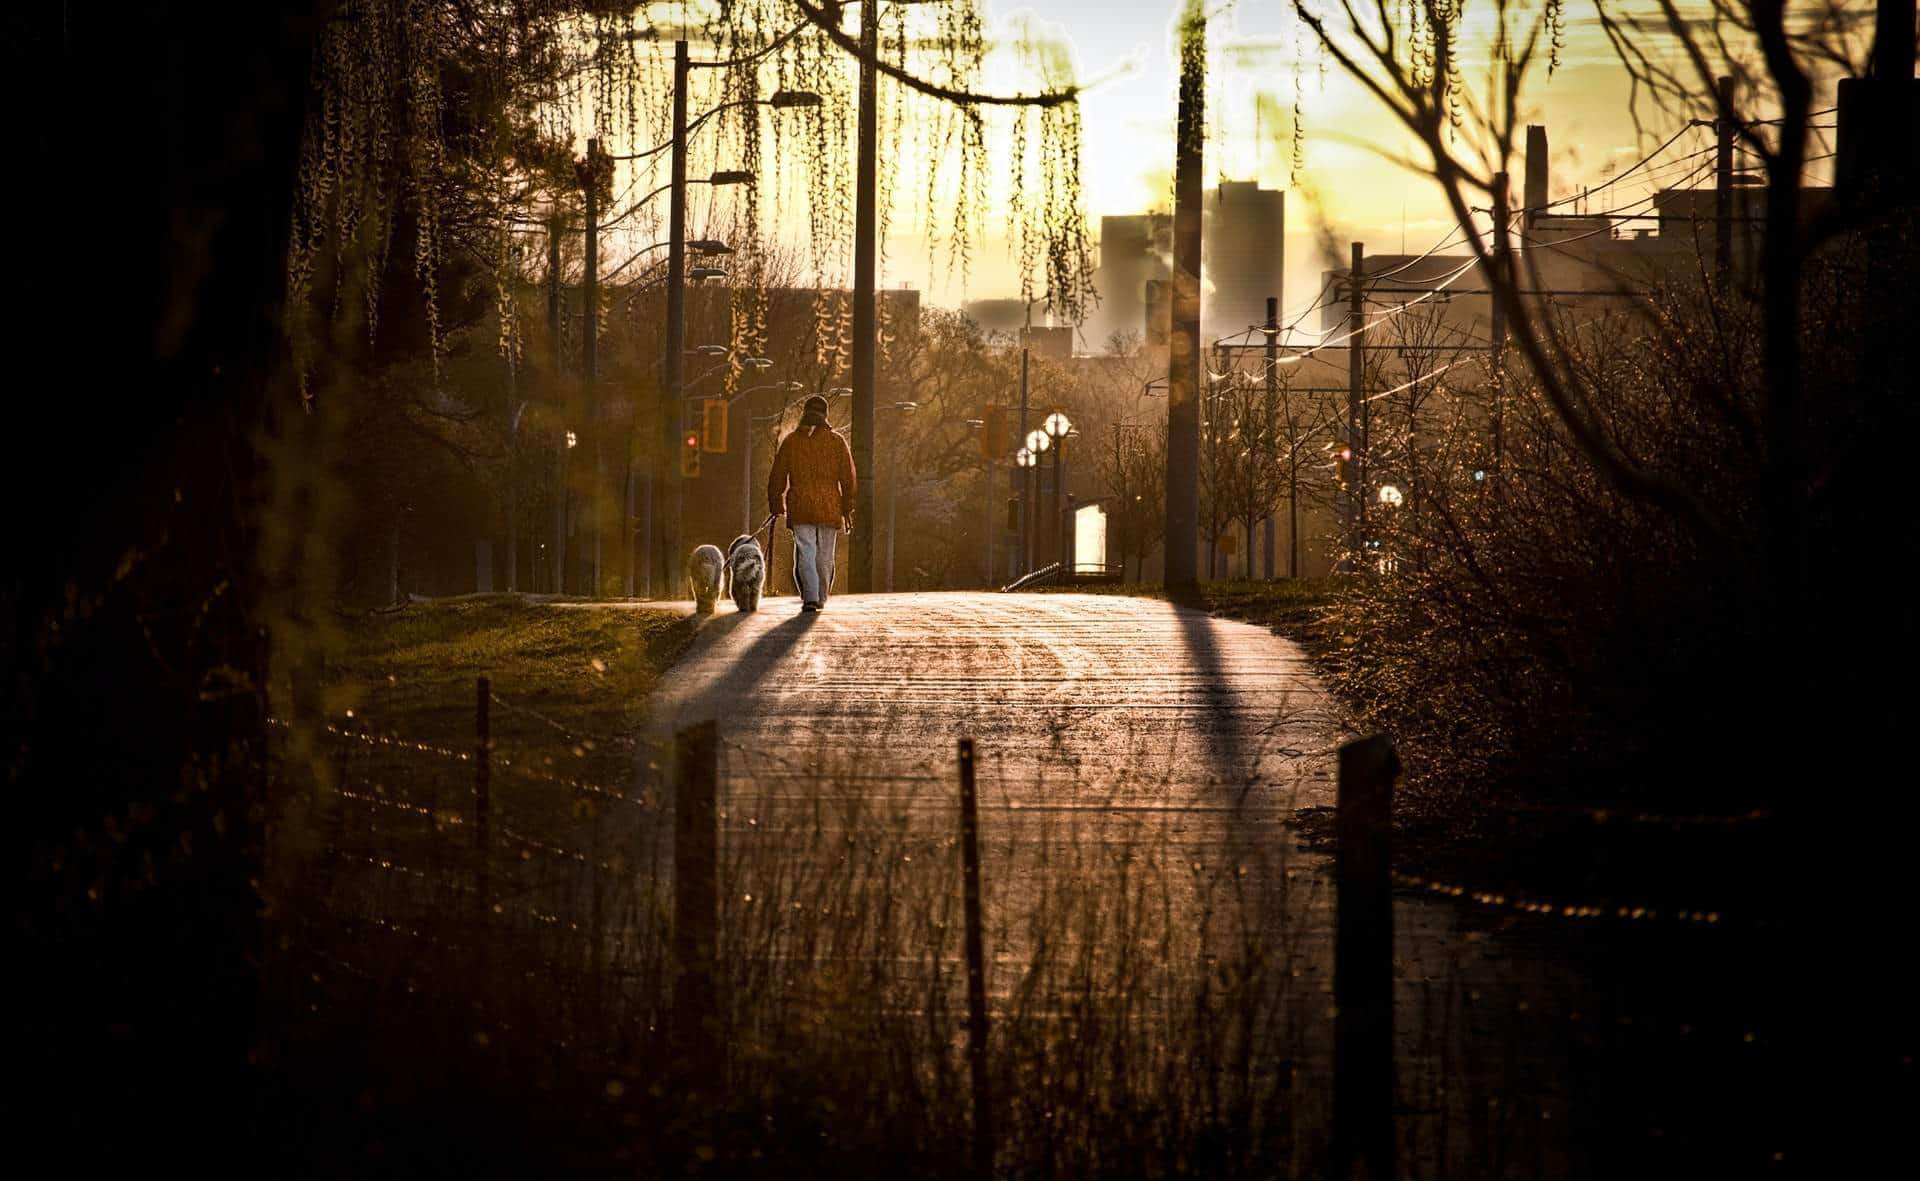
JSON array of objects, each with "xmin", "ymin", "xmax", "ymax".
[
  {"xmin": 1015, "ymin": 444, "xmax": 1039, "ymax": 581},
  {"xmin": 1022, "ymin": 427, "xmax": 1050, "ymax": 574},
  {"xmin": 562, "ymin": 428, "xmax": 578, "ymax": 594},
  {"xmin": 883, "ymin": 400, "xmax": 919, "ymax": 591},
  {"xmin": 658, "ymin": 39, "xmax": 817, "ymax": 598},
  {"xmin": 737, "ymin": 374, "xmax": 802, "ymax": 535},
  {"xmin": 1043, "ymin": 411, "xmax": 1073, "ymax": 572},
  {"xmin": 963, "ymin": 416, "xmax": 990, "ymax": 586}
]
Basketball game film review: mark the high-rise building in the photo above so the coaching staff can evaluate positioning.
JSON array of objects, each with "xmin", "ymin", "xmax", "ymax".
[
  {"xmin": 1090, "ymin": 184, "xmax": 1286, "ymax": 353},
  {"xmin": 961, "ymin": 297, "xmax": 1045, "ymax": 339},
  {"xmin": 1201, "ymin": 181, "xmax": 1285, "ymax": 340},
  {"xmin": 1091, "ymin": 213, "xmax": 1171, "ymax": 351}
]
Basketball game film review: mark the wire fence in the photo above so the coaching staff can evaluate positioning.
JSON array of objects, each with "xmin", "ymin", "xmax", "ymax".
[{"xmin": 268, "ymin": 682, "xmax": 1797, "ymax": 1178}]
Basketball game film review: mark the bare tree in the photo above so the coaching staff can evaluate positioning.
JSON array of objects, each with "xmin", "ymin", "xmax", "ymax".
[
  {"xmin": 1097, "ymin": 421, "xmax": 1169, "ymax": 582},
  {"xmin": 1284, "ymin": 0, "xmax": 1898, "ymax": 594}
]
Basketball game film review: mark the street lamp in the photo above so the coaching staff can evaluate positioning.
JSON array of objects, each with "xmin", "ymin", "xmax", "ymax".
[
  {"xmin": 883, "ymin": 400, "xmax": 919, "ymax": 591},
  {"xmin": 689, "ymin": 265, "xmax": 727, "ymax": 281},
  {"xmin": 737, "ymin": 379, "xmax": 805, "ymax": 535},
  {"xmin": 1378, "ymin": 484, "xmax": 1404, "ymax": 507},
  {"xmin": 660, "ymin": 39, "xmax": 818, "ymax": 602},
  {"xmin": 1043, "ymin": 411, "xmax": 1074, "ymax": 572}
]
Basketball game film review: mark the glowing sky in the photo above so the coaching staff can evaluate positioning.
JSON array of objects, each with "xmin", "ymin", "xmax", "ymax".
[
  {"xmin": 923, "ymin": 0, "xmax": 1848, "ymax": 322},
  {"xmin": 597, "ymin": 2, "xmax": 1855, "ymax": 328}
]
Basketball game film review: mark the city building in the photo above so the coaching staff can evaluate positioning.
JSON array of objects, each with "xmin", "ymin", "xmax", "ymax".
[
  {"xmin": 1089, "ymin": 181, "xmax": 1287, "ymax": 354},
  {"xmin": 1201, "ymin": 181, "xmax": 1286, "ymax": 340},
  {"xmin": 961, "ymin": 297, "xmax": 1045, "ymax": 339},
  {"xmin": 1090, "ymin": 213, "xmax": 1171, "ymax": 351}
]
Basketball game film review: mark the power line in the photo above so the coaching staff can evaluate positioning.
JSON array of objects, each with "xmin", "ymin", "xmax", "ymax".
[{"xmin": 1538, "ymin": 122, "xmax": 1705, "ymax": 212}]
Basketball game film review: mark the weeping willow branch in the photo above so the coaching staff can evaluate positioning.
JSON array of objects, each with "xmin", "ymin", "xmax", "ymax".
[{"xmin": 790, "ymin": 0, "xmax": 1079, "ymax": 107}]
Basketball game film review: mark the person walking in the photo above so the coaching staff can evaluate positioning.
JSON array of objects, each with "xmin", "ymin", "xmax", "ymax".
[{"xmin": 766, "ymin": 394, "xmax": 857, "ymax": 611}]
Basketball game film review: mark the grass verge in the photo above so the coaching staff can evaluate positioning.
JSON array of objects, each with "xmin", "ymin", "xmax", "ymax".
[{"xmin": 319, "ymin": 594, "xmax": 699, "ymax": 785}]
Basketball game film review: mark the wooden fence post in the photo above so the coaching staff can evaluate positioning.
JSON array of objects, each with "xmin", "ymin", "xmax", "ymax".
[
  {"xmin": 958, "ymin": 737, "xmax": 994, "ymax": 1179},
  {"xmin": 1332, "ymin": 734, "xmax": 1398, "ymax": 1181},
  {"xmin": 672, "ymin": 719, "xmax": 720, "ymax": 1085},
  {"xmin": 475, "ymin": 676, "xmax": 491, "ymax": 930}
]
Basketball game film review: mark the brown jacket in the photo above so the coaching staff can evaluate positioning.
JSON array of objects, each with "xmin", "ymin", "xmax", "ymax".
[{"xmin": 767, "ymin": 424, "xmax": 857, "ymax": 527}]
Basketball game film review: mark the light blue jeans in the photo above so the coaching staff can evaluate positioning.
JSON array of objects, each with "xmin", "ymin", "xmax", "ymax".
[{"xmin": 791, "ymin": 523, "xmax": 839, "ymax": 605}]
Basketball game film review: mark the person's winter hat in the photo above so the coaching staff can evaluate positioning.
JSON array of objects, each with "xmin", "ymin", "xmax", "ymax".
[{"xmin": 800, "ymin": 394, "xmax": 830, "ymax": 426}]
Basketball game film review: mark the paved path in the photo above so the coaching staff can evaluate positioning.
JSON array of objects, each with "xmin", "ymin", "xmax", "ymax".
[{"xmin": 648, "ymin": 590, "xmax": 1343, "ymax": 812}]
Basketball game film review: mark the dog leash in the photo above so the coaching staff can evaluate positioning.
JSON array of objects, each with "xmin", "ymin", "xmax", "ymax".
[{"xmin": 759, "ymin": 513, "xmax": 778, "ymax": 586}]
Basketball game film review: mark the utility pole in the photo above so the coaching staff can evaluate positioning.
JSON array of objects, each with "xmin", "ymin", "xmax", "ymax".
[
  {"xmin": 1017, "ymin": 347, "xmax": 1031, "ymax": 576},
  {"xmin": 548, "ymin": 215, "xmax": 565, "ymax": 594},
  {"xmin": 885, "ymin": 429, "xmax": 900, "ymax": 591},
  {"xmin": 1051, "ymin": 431, "xmax": 1065, "ymax": 571},
  {"xmin": 662, "ymin": 40, "xmax": 690, "ymax": 597},
  {"xmin": 583, "ymin": 137, "xmax": 602, "ymax": 599},
  {"xmin": 1263, "ymin": 295, "xmax": 1278, "ymax": 579},
  {"xmin": 850, "ymin": 8, "xmax": 879, "ymax": 593},
  {"xmin": 983, "ymin": 452, "xmax": 995, "ymax": 586},
  {"xmin": 1164, "ymin": 3, "xmax": 1204, "ymax": 589},
  {"xmin": 1490, "ymin": 173, "xmax": 1509, "ymax": 470},
  {"xmin": 505, "ymin": 378, "xmax": 519, "ymax": 594},
  {"xmin": 741, "ymin": 395, "xmax": 755, "ymax": 537},
  {"xmin": 1346, "ymin": 241, "xmax": 1366, "ymax": 557},
  {"xmin": 1715, "ymin": 75, "xmax": 1735, "ymax": 288}
]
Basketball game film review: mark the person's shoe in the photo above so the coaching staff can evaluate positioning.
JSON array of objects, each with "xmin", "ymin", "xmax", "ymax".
[{"xmin": 801, "ymin": 601, "xmax": 820, "ymax": 612}]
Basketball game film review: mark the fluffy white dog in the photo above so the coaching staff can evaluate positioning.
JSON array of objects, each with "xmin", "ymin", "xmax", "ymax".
[
  {"xmin": 686, "ymin": 543, "xmax": 725, "ymax": 614},
  {"xmin": 725, "ymin": 533, "xmax": 766, "ymax": 613}
]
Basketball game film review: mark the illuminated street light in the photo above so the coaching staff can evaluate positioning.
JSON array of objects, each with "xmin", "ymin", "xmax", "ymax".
[
  {"xmin": 1041, "ymin": 412, "xmax": 1074, "ymax": 571},
  {"xmin": 565, "ymin": 430, "xmax": 578, "ymax": 449},
  {"xmin": 1016, "ymin": 446, "xmax": 1036, "ymax": 468},
  {"xmin": 1025, "ymin": 428, "xmax": 1051, "ymax": 454},
  {"xmin": 1378, "ymin": 484, "xmax": 1404, "ymax": 507}
]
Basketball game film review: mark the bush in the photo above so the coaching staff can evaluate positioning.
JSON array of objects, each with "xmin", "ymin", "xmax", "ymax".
[{"xmin": 1329, "ymin": 236, "xmax": 1918, "ymax": 820}]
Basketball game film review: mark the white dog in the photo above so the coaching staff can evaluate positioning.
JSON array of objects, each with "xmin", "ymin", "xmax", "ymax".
[
  {"xmin": 725, "ymin": 533, "xmax": 766, "ymax": 613},
  {"xmin": 686, "ymin": 544, "xmax": 725, "ymax": 614}
]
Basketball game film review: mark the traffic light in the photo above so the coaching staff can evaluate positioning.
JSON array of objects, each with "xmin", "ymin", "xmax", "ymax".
[
  {"xmin": 700, "ymin": 398, "xmax": 729, "ymax": 453},
  {"xmin": 682, "ymin": 430, "xmax": 701, "ymax": 478},
  {"xmin": 1336, "ymin": 443, "xmax": 1353, "ymax": 487},
  {"xmin": 980, "ymin": 403, "xmax": 1008, "ymax": 460}
]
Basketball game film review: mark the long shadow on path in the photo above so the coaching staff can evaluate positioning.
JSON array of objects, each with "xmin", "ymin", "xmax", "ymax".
[
  {"xmin": 652, "ymin": 608, "xmax": 821, "ymax": 735},
  {"xmin": 1163, "ymin": 583, "xmax": 1251, "ymax": 800}
]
